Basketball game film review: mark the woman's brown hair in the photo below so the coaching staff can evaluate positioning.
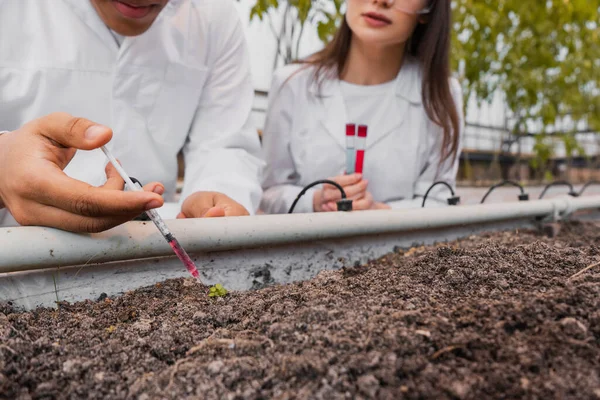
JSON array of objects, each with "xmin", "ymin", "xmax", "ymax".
[{"xmin": 297, "ymin": 0, "xmax": 460, "ymax": 165}]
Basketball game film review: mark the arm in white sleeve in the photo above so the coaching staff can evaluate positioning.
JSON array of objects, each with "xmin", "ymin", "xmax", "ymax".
[
  {"xmin": 179, "ymin": 3, "xmax": 264, "ymax": 215},
  {"xmin": 260, "ymin": 67, "xmax": 315, "ymax": 214},
  {"xmin": 387, "ymin": 78, "xmax": 465, "ymax": 209}
]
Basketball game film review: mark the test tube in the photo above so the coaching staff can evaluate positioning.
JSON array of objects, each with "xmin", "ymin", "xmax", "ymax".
[
  {"xmin": 355, "ymin": 125, "xmax": 367, "ymax": 174},
  {"xmin": 345, "ymin": 123, "xmax": 356, "ymax": 174}
]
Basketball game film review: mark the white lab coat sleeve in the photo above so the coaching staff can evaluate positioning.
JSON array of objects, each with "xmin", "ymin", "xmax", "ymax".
[
  {"xmin": 178, "ymin": 3, "xmax": 264, "ymax": 215},
  {"xmin": 387, "ymin": 78, "xmax": 464, "ymax": 209},
  {"xmin": 260, "ymin": 67, "xmax": 315, "ymax": 214}
]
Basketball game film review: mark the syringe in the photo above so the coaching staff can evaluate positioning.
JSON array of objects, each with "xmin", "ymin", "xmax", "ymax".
[{"xmin": 100, "ymin": 146, "xmax": 201, "ymax": 283}]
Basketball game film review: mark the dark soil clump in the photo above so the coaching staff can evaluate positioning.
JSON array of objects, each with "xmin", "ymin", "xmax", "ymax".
[{"xmin": 2, "ymin": 221, "xmax": 600, "ymax": 399}]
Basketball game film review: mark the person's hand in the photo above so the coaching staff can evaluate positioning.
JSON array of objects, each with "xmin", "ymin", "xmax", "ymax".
[
  {"xmin": 177, "ymin": 191, "xmax": 249, "ymax": 218},
  {"xmin": 371, "ymin": 202, "xmax": 391, "ymax": 210},
  {"xmin": 0, "ymin": 112, "xmax": 165, "ymax": 233},
  {"xmin": 325, "ymin": 199, "xmax": 390, "ymax": 211},
  {"xmin": 322, "ymin": 191, "xmax": 376, "ymax": 211},
  {"xmin": 313, "ymin": 173, "xmax": 374, "ymax": 212}
]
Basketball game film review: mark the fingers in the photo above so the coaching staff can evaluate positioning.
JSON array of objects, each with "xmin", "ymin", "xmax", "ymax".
[
  {"xmin": 222, "ymin": 204, "xmax": 249, "ymax": 217},
  {"xmin": 322, "ymin": 179, "xmax": 368, "ymax": 202},
  {"xmin": 35, "ymin": 171, "xmax": 164, "ymax": 217},
  {"xmin": 213, "ymin": 193, "xmax": 250, "ymax": 217},
  {"xmin": 103, "ymin": 163, "xmax": 165, "ymax": 194},
  {"xmin": 143, "ymin": 182, "xmax": 165, "ymax": 195},
  {"xmin": 323, "ymin": 192, "xmax": 374, "ymax": 211},
  {"xmin": 29, "ymin": 112, "xmax": 112, "ymax": 151},
  {"xmin": 0, "ymin": 113, "xmax": 168, "ymax": 233},
  {"xmin": 344, "ymin": 179, "xmax": 368, "ymax": 199},
  {"xmin": 180, "ymin": 192, "xmax": 216, "ymax": 218},
  {"xmin": 322, "ymin": 202, "xmax": 337, "ymax": 212},
  {"xmin": 103, "ymin": 163, "xmax": 125, "ymax": 191},
  {"xmin": 372, "ymin": 202, "xmax": 391, "ymax": 210},
  {"xmin": 323, "ymin": 173, "xmax": 362, "ymax": 190},
  {"xmin": 180, "ymin": 191, "xmax": 250, "ymax": 218},
  {"xmin": 314, "ymin": 174, "xmax": 366, "ymax": 212},
  {"xmin": 350, "ymin": 193, "xmax": 374, "ymax": 210},
  {"xmin": 312, "ymin": 189, "xmax": 323, "ymax": 212},
  {"xmin": 203, "ymin": 206, "xmax": 226, "ymax": 218}
]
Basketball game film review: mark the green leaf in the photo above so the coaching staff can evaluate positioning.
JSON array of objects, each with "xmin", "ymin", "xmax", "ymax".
[{"xmin": 208, "ymin": 284, "xmax": 228, "ymax": 298}]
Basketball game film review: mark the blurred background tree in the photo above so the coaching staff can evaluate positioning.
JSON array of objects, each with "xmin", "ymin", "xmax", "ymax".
[
  {"xmin": 240, "ymin": 0, "xmax": 344, "ymax": 69},
  {"xmin": 453, "ymin": 0, "xmax": 599, "ymax": 180}
]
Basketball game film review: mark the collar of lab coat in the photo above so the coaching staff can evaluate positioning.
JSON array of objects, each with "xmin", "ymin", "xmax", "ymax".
[
  {"xmin": 307, "ymin": 56, "xmax": 423, "ymax": 150},
  {"xmin": 60, "ymin": 0, "xmax": 183, "ymax": 51},
  {"xmin": 307, "ymin": 56, "xmax": 422, "ymax": 104}
]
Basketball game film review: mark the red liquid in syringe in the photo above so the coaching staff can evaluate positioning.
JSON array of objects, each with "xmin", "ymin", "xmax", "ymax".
[{"xmin": 168, "ymin": 237, "xmax": 200, "ymax": 280}]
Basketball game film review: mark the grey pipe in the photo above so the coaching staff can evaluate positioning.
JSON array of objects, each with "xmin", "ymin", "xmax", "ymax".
[{"xmin": 1, "ymin": 195, "xmax": 597, "ymax": 272}]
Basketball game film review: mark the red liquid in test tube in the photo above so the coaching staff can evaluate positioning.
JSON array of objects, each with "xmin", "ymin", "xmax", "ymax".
[{"xmin": 355, "ymin": 125, "xmax": 367, "ymax": 174}]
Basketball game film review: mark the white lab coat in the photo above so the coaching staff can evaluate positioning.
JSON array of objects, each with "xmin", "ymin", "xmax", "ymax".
[
  {"xmin": 260, "ymin": 58, "xmax": 464, "ymax": 214},
  {"xmin": 0, "ymin": 0, "xmax": 264, "ymax": 226}
]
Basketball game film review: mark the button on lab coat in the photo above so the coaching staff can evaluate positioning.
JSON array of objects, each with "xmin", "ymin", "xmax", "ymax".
[
  {"xmin": 260, "ymin": 58, "xmax": 464, "ymax": 214},
  {"xmin": 0, "ymin": 0, "xmax": 264, "ymax": 226}
]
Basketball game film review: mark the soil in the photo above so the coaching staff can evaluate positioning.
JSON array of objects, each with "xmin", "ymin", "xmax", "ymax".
[{"xmin": 2, "ymin": 221, "xmax": 600, "ymax": 400}]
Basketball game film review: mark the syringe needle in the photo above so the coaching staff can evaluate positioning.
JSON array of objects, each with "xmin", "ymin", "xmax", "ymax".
[{"xmin": 100, "ymin": 146, "xmax": 202, "ymax": 282}]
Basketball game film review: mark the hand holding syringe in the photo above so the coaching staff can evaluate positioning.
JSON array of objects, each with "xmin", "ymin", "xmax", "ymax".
[{"xmin": 100, "ymin": 146, "xmax": 202, "ymax": 283}]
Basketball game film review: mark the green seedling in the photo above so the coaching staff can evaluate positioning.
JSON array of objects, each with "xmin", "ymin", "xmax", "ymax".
[{"xmin": 208, "ymin": 284, "xmax": 228, "ymax": 298}]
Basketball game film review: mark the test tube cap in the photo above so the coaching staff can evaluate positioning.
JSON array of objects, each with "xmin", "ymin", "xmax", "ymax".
[
  {"xmin": 358, "ymin": 125, "xmax": 368, "ymax": 138},
  {"xmin": 346, "ymin": 123, "xmax": 356, "ymax": 136}
]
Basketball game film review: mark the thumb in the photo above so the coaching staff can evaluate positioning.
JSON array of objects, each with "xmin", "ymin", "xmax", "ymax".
[
  {"xmin": 202, "ymin": 206, "xmax": 226, "ymax": 218},
  {"xmin": 327, "ymin": 173, "xmax": 362, "ymax": 188},
  {"xmin": 30, "ymin": 112, "xmax": 112, "ymax": 151}
]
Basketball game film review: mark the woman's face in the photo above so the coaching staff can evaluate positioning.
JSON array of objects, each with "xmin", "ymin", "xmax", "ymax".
[{"xmin": 346, "ymin": 0, "xmax": 427, "ymax": 48}]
